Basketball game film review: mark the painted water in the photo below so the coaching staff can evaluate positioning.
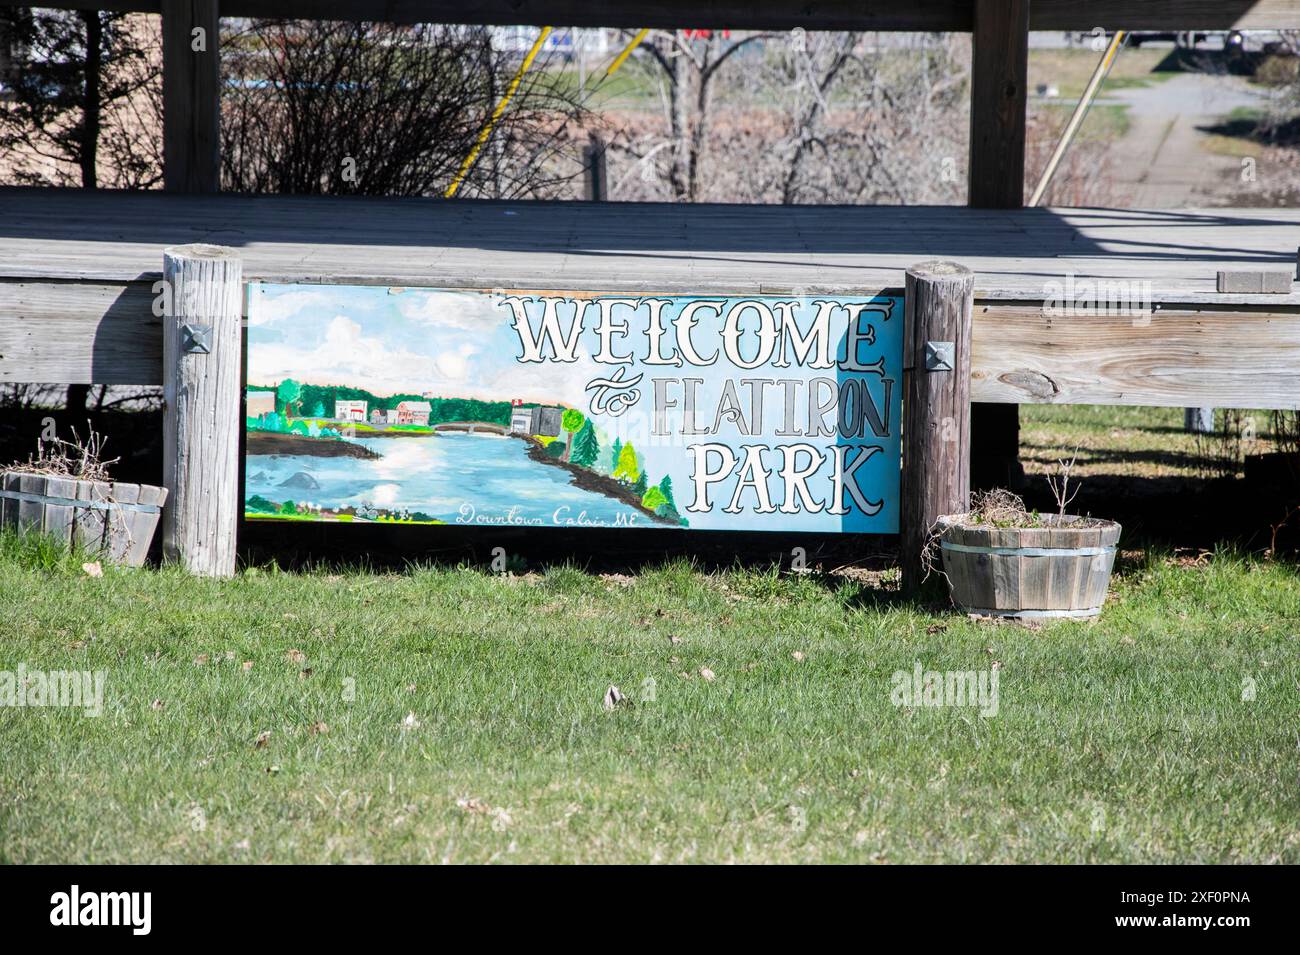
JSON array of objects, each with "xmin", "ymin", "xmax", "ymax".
[{"xmin": 246, "ymin": 433, "xmax": 643, "ymax": 528}]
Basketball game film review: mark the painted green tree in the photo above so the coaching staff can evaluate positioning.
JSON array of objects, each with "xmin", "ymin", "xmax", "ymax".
[
  {"xmin": 561, "ymin": 408, "xmax": 585, "ymax": 462},
  {"xmin": 277, "ymin": 379, "xmax": 302, "ymax": 416},
  {"xmin": 612, "ymin": 442, "xmax": 640, "ymax": 483},
  {"xmin": 659, "ymin": 475, "xmax": 677, "ymax": 509},
  {"xmin": 642, "ymin": 485, "xmax": 668, "ymax": 511},
  {"xmin": 570, "ymin": 420, "xmax": 600, "ymax": 467}
]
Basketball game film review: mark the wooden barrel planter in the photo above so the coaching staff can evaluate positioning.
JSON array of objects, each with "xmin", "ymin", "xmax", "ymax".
[
  {"xmin": 935, "ymin": 515, "xmax": 1122, "ymax": 619},
  {"xmin": 0, "ymin": 471, "xmax": 168, "ymax": 567}
]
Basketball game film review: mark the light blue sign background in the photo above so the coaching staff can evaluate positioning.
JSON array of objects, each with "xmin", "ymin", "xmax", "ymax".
[{"xmin": 246, "ymin": 284, "xmax": 902, "ymax": 533}]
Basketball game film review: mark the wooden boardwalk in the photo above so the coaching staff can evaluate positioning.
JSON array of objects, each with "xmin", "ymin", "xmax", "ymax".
[{"xmin": 1, "ymin": 189, "xmax": 1299, "ymax": 302}]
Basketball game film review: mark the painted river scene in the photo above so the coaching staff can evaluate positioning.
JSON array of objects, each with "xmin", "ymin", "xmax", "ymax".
[
  {"xmin": 247, "ymin": 431, "xmax": 652, "ymax": 528},
  {"xmin": 244, "ymin": 283, "xmax": 903, "ymax": 533}
]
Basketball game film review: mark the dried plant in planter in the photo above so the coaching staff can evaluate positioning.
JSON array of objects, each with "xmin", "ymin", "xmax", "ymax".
[
  {"xmin": 1, "ymin": 426, "xmax": 165, "ymax": 566},
  {"xmin": 928, "ymin": 454, "xmax": 1122, "ymax": 620},
  {"xmin": 19, "ymin": 428, "xmax": 120, "ymax": 483}
]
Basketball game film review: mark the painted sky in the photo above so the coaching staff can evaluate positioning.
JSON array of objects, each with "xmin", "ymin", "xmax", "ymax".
[{"xmin": 247, "ymin": 284, "xmax": 602, "ymax": 406}]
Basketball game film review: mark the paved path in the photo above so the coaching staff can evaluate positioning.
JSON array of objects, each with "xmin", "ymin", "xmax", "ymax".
[{"xmin": 1104, "ymin": 71, "xmax": 1265, "ymax": 206}]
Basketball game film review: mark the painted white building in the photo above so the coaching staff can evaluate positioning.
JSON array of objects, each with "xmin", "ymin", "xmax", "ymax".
[
  {"xmin": 335, "ymin": 399, "xmax": 368, "ymax": 422},
  {"xmin": 511, "ymin": 407, "xmax": 539, "ymax": 435}
]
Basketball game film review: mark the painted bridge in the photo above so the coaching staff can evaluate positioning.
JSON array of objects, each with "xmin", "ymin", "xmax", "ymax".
[{"xmin": 431, "ymin": 421, "xmax": 509, "ymax": 435}]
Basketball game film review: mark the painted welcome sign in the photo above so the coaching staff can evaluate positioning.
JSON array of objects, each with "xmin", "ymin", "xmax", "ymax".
[{"xmin": 244, "ymin": 284, "xmax": 903, "ymax": 533}]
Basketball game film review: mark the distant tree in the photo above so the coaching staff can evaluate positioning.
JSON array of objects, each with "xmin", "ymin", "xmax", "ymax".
[
  {"xmin": 613, "ymin": 443, "xmax": 640, "ymax": 483},
  {"xmin": 632, "ymin": 470, "xmax": 648, "ymax": 497},
  {"xmin": 570, "ymin": 420, "xmax": 600, "ymax": 467},
  {"xmin": 311, "ymin": 401, "xmax": 325, "ymax": 417},
  {"xmin": 276, "ymin": 379, "xmax": 302, "ymax": 416},
  {"xmin": 561, "ymin": 409, "xmax": 586, "ymax": 462},
  {"xmin": 280, "ymin": 500, "xmax": 297, "ymax": 515}
]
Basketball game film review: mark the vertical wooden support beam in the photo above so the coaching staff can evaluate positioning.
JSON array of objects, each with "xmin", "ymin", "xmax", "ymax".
[
  {"xmin": 902, "ymin": 262, "xmax": 974, "ymax": 596},
  {"xmin": 1185, "ymin": 407, "xmax": 1215, "ymax": 433},
  {"xmin": 162, "ymin": 244, "xmax": 242, "ymax": 576},
  {"xmin": 162, "ymin": 0, "xmax": 220, "ymax": 193},
  {"xmin": 583, "ymin": 135, "xmax": 608, "ymax": 201},
  {"xmin": 968, "ymin": 0, "xmax": 1029, "ymax": 208},
  {"xmin": 968, "ymin": 0, "xmax": 1029, "ymax": 488}
]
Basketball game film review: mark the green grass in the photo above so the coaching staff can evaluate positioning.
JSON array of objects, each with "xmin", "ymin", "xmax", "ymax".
[
  {"xmin": 1020, "ymin": 404, "xmax": 1276, "ymax": 479},
  {"xmin": 1, "ymin": 534, "xmax": 1297, "ymax": 863},
  {"xmin": 1028, "ymin": 47, "xmax": 1174, "ymax": 102}
]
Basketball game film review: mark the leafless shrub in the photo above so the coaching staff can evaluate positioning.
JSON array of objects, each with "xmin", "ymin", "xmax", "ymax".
[
  {"xmin": 606, "ymin": 30, "xmax": 970, "ymax": 205},
  {"xmin": 1024, "ymin": 107, "xmax": 1122, "ymax": 207},
  {"xmin": 220, "ymin": 21, "xmax": 590, "ymax": 198},
  {"xmin": 1271, "ymin": 409, "xmax": 1300, "ymax": 460},
  {"xmin": 13, "ymin": 426, "xmax": 119, "ymax": 483},
  {"xmin": 1045, "ymin": 447, "xmax": 1082, "ymax": 521},
  {"xmin": 1193, "ymin": 410, "xmax": 1253, "ymax": 480},
  {"xmin": 0, "ymin": 10, "xmax": 161, "ymax": 188}
]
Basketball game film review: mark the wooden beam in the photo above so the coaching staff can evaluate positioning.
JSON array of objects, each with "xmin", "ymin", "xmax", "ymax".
[
  {"xmin": 902, "ymin": 261, "xmax": 974, "ymax": 595},
  {"xmin": 161, "ymin": 244, "xmax": 242, "ymax": 576},
  {"xmin": 968, "ymin": 0, "xmax": 1029, "ymax": 489},
  {"xmin": 5, "ymin": 280, "xmax": 1300, "ymax": 408},
  {"xmin": 0, "ymin": 280, "xmax": 161, "ymax": 384},
  {"xmin": 162, "ymin": 0, "xmax": 220, "ymax": 194},
  {"xmin": 4, "ymin": 1, "xmax": 1299, "ymax": 31},
  {"xmin": 969, "ymin": 0, "xmax": 1028, "ymax": 209},
  {"xmin": 971, "ymin": 303, "xmax": 1300, "ymax": 410},
  {"xmin": 1031, "ymin": 1, "xmax": 1300, "ymax": 30}
]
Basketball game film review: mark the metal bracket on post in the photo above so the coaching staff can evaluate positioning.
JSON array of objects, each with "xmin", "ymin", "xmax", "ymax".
[
  {"xmin": 180, "ymin": 323, "xmax": 212, "ymax": 354},
  {"xmin": 925, "ymin": 340, "xmax": 955, "ymax": 372}
]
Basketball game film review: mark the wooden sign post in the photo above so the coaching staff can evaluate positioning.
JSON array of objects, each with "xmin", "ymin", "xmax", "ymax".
[
  {"xmin": 162, "ymin": 244, "xmax": 242, "ymax": 576},
  {"xmin": 902, "ymin": 261, "xmax": 974, "ymax": 594}
]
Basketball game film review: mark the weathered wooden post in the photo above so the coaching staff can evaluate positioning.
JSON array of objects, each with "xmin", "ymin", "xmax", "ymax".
[
  {"xmin": 162, "ymin": 244, "xmax": 242, "ymax": 576},
  {"xmin": 1184, "ymin": 407, "xmax": 1215, "ymax": 433},
  {"xmin": 162, "ymin": 0, "xmax": 221, "ymax": 193},
  {"xmin": 583, "ymin": 134, "xmax": 608, "ymax": 201},
  {"xmin": 902, "ymin": 261, "xmax": 974, "ymax": 595}
]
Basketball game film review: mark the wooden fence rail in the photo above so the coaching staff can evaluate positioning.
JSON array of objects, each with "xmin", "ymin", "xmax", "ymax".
[
  {"xmin": 6, "ymin": 279, "xmax": 1297, "ymax": 408},
  {"xmin": 2, "ymin": 249, "xmax": 1298, "ymax": 576}
]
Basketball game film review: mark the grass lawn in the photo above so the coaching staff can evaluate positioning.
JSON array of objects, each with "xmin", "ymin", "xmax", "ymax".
[
  {"xmin": 1028, "ymin": 47, "xmax": 1174, "ymax": 102},
  {"xmin": 1, "ymin": 530, "xmax": 1297, "ymax": 863},
  {"xmin": 1020, "ymin": 405, "xmax": 1276, "ymax": 480}
]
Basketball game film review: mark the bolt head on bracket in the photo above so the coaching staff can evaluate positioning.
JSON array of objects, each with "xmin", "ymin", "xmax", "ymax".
[
  {"xmin": 925, "ymin": 340, "xmax": 954, "ymax": 372},
  {"xmin": 181, "ymin": 323, "xmax": 212, "ymax": 354}
]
